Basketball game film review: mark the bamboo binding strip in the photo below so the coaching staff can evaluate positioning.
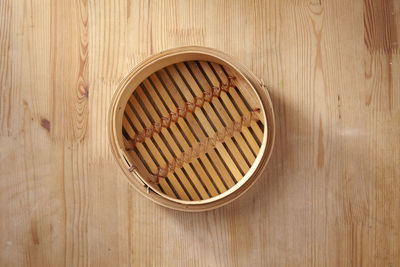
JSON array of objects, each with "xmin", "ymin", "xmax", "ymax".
[{"xmin": 109, "ymin": 46, "xmax": 275, "ymax": 211}]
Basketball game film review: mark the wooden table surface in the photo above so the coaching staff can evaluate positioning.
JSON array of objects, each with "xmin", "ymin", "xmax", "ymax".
[{"xmin": 1, "ymin": 0, "xmax": 399, "ymax": 266}]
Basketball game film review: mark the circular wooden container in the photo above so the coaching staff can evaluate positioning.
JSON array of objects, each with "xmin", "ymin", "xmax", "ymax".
[{"xmin": 109, "ymin": 46, "xmax": 275, "ymax": 211}]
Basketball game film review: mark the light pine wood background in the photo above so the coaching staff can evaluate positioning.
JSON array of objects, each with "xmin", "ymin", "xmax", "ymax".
[{"xmin": 1, "ymin": 0, "xmax": 399, "ymax": 266}]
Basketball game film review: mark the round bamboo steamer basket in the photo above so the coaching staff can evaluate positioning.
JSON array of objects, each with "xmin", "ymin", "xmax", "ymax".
[{"xmin": 109, "ymin": 46, "xmax": 275, "ymax": 211}]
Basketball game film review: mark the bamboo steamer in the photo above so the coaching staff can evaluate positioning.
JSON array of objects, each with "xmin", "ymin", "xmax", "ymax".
[{"xmin": 109, "ymin": 46, "xmax": 275, "ymax": 211}]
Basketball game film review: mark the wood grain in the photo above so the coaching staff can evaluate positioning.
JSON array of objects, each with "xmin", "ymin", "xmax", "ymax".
[{"xmin": 1, "ymin": 0, "xmax": 399, "ymax": 266}]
